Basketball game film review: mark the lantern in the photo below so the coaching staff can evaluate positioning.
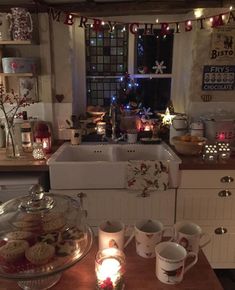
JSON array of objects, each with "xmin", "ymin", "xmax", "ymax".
[{"xmin": 34, "ymin": 122, "xmax": 52, "ymax": 154}]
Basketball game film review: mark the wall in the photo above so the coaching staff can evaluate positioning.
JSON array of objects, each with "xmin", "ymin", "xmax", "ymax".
[{"xmin": 1, "ymin": 9, "xmax": 234, "ymax": 140}]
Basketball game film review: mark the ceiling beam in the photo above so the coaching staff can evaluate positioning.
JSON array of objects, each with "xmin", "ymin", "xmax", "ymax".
[{"xmin": 0, "ymin": 0, "xmax": 233, "ymax": 15}]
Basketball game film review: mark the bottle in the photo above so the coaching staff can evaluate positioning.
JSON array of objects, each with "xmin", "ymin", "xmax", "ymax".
[{"xmin": 21, "ymin": 111, "xmax": 33, "ymax": 152}]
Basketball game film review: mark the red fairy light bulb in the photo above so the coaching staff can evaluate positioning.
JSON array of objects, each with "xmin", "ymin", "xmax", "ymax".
[{"xmin": 34, "ymin": 122, "xmax": 52, "ymax": 153}]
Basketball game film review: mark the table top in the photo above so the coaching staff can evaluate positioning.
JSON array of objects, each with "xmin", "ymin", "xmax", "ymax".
[{"xmin": 0, "ymin": 241, "xmax": 224, "ymax": 290}]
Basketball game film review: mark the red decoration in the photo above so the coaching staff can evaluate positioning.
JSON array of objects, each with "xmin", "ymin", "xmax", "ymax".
[
  {"xmin": 161, "ymin": 23, "xmax": 170, "ymax": 35},
  {"xmin": 93, "ymin": 19, "xmax": 102, "ymax": 32},
  {"xmin": 211, "ymin": 14, "xmax": 224, "ymax": 28},
  {"xmin": 129, "ymin": 23, "xmax": 139, "ymax": 34},
  {"xmin": 34, "ymin": 122, "xmax": 52, "ymax": 154},
  {"xmin": 64, "ymin": 13, "xmax": 74, "ymax": 25},
  {"xmin": 79, "ymin": 16, "xmax": 88, "ymax": 28},
  {"xmin": 185, "ymin": 20, "xmax": 192, "ymax": 32}
]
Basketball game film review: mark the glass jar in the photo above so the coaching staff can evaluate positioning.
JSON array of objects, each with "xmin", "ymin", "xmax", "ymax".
[{"xmin": 32, "ymin": 142, "xmax": 45, "ymax": 160}]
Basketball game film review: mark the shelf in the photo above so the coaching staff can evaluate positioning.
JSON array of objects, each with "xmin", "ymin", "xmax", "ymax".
[
  {"xmin": 0, "ymin": 40, "xmax": 32, "ymax": 45},
  {"xmin": 0, "ymin": 73, "xmax": 34, "ymax": 77}
]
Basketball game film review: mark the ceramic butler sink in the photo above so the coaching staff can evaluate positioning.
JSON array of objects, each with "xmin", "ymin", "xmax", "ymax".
[{"xmin": 47, "ymin": 142, "xmax": 181, "ymax": 189}]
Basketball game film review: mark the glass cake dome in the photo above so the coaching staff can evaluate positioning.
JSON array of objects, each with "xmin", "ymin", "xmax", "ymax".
[{"xmin": 0, "ymin": 184, "xmax": 93, "ymax": 290}]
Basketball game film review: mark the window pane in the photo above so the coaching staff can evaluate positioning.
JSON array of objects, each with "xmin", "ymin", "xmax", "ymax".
[
  {"xmin": 135, "ymin": 29, "xmax": 174, "ymax": 74},
  {"xmin": 136, "ymin": 78, "xmax": 171, "ymax": 111}
]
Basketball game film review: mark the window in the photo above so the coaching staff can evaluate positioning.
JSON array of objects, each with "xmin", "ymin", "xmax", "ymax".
[
  {"xmin": 85, "ymin": 25, "xmax": 128, "ymax": 107},
  {"xmin": 84, "ymin": 24, "xmax": 174, "ymax": 111}
]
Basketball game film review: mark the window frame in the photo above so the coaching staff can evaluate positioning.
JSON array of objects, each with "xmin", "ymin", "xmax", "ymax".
[{"xmin": 72, "ymin": 20, "xmax": 181, "ymax": 115}]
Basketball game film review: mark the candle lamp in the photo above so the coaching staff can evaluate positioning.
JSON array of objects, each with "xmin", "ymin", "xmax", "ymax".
[
  {"xmin": 96, "ymin": 122, "xmax": 106, "ymax": 135},
  {"xmin": 34, "ymin": 122, "xmax": 52, "ymax": 154},
  {"xmin": 95, "ymin": 247, "xmax": 126, "ymax": 290},
  {"xmin": 32, "ymin": 142, "xmax": 45, "ymax": 160}
]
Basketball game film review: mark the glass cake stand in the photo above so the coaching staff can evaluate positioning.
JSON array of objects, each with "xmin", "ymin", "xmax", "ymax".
[{"xmin": 0, "ymin": 185, "xmax": 93, "ymax": 290}]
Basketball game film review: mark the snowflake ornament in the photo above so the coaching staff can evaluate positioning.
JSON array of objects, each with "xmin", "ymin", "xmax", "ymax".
[
  {"xmin": 141, "ymin": 107, "xmax": 153, "ymax": 120},
  {"xmin": 152, "ymin": 60, "xmax": 167, "ymax": 74}
]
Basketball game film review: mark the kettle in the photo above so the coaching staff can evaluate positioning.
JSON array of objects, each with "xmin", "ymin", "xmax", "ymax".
[{"xmin": 170, "ymin": 115, "xmax": 188, "ymax": 145}]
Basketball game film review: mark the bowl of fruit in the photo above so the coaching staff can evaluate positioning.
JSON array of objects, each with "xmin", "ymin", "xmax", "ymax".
[{"xmin": 171, "ymin": 135, "xmax": 207, "ymax": 155}]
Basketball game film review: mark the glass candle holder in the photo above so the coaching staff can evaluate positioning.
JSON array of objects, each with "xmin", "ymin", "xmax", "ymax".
[
  {"xmin": 32, "ymin": 142, "xmax": 45, "ymax": 160},
  {"xmin": 96, "ymin": 122, "xmax": 106, "ymax": 135},
  {"xmin": 95, "ymin": 247, "xmax": 125, "ymax": 290}
]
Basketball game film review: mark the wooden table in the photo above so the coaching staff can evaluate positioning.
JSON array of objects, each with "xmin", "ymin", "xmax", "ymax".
[{"xmin": 0, "ymin": 241, "xmax": 223, "ymax": 290}]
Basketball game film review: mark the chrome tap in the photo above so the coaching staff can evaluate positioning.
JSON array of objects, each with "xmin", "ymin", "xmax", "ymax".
[{"xmin": 109, "ymin": 95, "xmax": 119, "ymax": 141}]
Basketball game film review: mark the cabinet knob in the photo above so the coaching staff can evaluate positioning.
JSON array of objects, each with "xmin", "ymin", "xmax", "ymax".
[
  {"xmin": 77, "ymin": 192, "xmax": 87, "ymax": 217},
  {"xmin": 218, "ymin": 190, "xmax": 232, "ymax": 197},
  {"xmin": 214, "ymin": 227, "xmax": 227, "ymax": 235},
  {"xmin": 220, "ymin": 176, "xmax": 234, "ymax": 183}
]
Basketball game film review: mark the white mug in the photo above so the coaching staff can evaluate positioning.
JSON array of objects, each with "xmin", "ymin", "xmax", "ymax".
[
  {"xmin": 98, "ymin": 220, "xmax": 133, "ymax": 251},
  {"xmin": 135, "ymin": 219, "xmax": 174, "ymax": 258},
  {"xmin": 155, "ymin": 241, "xmax": 198, "ymax": 284},
  {"xmin": 70, "ymin": 129, "xmax": 82, "ymax": 145},
  {"xmin": 174, "ymin": 221, "xmax": 211, "ymax": 253}
]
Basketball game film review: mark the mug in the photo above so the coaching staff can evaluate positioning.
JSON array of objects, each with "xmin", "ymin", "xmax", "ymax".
[
  {"xmin": 174, "ymin": 221, "xmax": 211, "ymax": 253},
  {"xmin": 134, "ymin": 219, "xmax": 174, "ymax": 258},
  {"xmin": 0, "ymin": 13, "xmax": 11, "ymax": 40},
  {"xmin": 98, "ymin": 220, "xmax": 133, "ymax": 251},
  {"xmin": 70, "ymin": 129, "xmax": 82, "ymax": 145},
  {"xmin": 155, "ymin": 241, "xmax": 198, "ymax": 284}
]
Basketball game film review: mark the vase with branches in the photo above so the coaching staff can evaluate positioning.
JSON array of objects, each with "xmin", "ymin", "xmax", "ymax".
[{"xmin": 0, "ymin": 84, "xmax": 32, "ymax": 158}]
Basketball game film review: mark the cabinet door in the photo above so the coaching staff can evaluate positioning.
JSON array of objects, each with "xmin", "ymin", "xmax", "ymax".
[
  {"xmin": 177, "ymin": 189, "xmax": 235, "ymax": 226},
  {"xmin": 80, "ymin": 189, "xmax": 175, "ymax": 228},
  {"xmin": 202, "ymin": 225, "xmax": 235, "ymax": 269}
]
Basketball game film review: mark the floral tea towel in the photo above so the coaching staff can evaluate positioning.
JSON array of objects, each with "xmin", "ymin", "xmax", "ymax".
[{"xmin": 126, "ymin": 160, "xmax": 169, "ymax": 192}]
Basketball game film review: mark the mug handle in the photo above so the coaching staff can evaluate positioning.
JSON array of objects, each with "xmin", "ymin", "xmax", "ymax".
[
  {"xmin": 26, "ymin": 12, "xmax": 33, "ymax": 33},
  {"xmin": 184, "ymin": 252, "xmax": 198, "ymax": 274},
  {"xmin": 124, "ymin": 225, "xmax": 134, "ymax": 248},
  {"xmin": 6, "ymin": 13, "xmax": 12, "ymax": 33},
  {"xmin": 163, "ymin": 226, "xmax": 175, "ymax": 242},
  {"xmin": 200, "ymin": 232, "xmax": 211, "ymax": 249}
]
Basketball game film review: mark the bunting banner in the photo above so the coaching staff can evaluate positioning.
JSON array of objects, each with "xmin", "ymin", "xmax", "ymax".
[{"xmin": 48, "ymin": 6, "xmax": 235, "ymax": 35}]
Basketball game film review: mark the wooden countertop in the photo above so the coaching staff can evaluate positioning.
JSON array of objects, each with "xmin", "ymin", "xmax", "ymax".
[
  {"xmin": 0, "ymin": 149, "xmax": 50, "ymax": 172},
  {"xmin": 1, "ymin": 142, "xmax": 235, "ymax": 172},
  {"xmin": 0, "ymin": 241, "xmax": 223, "ymax": 290}
]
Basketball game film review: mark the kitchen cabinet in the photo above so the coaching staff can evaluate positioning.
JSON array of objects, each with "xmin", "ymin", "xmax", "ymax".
[
  {"xmin": 52, "ymin": 189, "xmax": 176, "ymax": 232},
  {"xmin": 177, "ymin": 170, "xmax": 235, "ymax": 268}
]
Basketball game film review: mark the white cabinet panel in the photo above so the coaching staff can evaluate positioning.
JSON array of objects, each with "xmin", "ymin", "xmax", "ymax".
[
  {"xmin": 202, "ymin": 225, "xmax": 235, "ymax": 269},
  {"xmin": 52, "ymin": 189, "xmax": 175, "ymax": 229},
  {"xmin": 179, "ymin": 170, "xmax": 235, "ymax": 188},
  {"xmin": 177, "ymin": 189, "xmax": 235, "ymax": 225}
]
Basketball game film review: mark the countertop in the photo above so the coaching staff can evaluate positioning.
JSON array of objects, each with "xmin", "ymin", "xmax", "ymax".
[
  {"xmin": 0, "ymin": 241, "xmax": 223, "ymax": 290},
  {"xmin": 1, "ymin": 142, "xmax": 235, "ymax": 172}
]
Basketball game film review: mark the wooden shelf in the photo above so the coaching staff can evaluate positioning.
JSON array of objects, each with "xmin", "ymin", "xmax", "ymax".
[
  {"xmin": 0, "ymin": 73, "xmax": 34, "ymax": 77},
  {"xmin": 0, "ymin": 40, "xmax": 32, "ymax": 45}
]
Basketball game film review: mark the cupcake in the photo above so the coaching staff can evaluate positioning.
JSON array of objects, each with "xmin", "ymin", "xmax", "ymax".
[
  {"xmin": 25, "ymin": 242, "xmax": 55, "ymax": 265},
  {"xmin": 0, "ymin": 240, "xmax": 29, "ymax": 263},
  {"xmin": 42, "ymin": 217, "xmax": 66, "ymax": 233},
  {"xmin": 5, "ymin": 231, "xmax": 34, "ymax": 241}
]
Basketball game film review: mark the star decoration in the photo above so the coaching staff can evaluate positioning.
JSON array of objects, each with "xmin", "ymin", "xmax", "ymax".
[{"xmin": 152, "ymin": 60, "xmax": 167, "ymax": 74}]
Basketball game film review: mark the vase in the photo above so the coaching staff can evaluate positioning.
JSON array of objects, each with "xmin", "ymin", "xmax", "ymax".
[{"xmin": 5, "ymin": 125, "xmax": 20, "ymax": 158}]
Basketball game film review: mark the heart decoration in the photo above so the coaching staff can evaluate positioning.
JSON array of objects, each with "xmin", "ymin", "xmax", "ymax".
[{"xmin": 55, "ymin": 94, "xmax": 64, "ymax": 103}]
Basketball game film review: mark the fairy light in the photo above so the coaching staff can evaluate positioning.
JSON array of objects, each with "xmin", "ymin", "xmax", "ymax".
[
  {"xmin": 101, "ymin": 21, "xmax": 105, "ymax": 25},
  {"xmin": 194, "ymin": 8, "xmax": 203, "ymax": 18},
  {"xmin": 155, "ymin": 18, "xmax": 159, "ymax": 23},
  {"xmin": 90, "ymin": 24, "xmax": 93, "ymax": 28},
  {"xmin": 210, "ymin": 17, "xmax": 214, "ymax": 23},
  {"xmin": 230, "ymin": 6, "xmax": 233, "ymax": 10},
  {"xmin": 222, "ymin": 14, "xmax": 226, "ymax": 20},
  {"xmin": 187, "ymin": 20, "xmax": 192, "ymax": 26}
]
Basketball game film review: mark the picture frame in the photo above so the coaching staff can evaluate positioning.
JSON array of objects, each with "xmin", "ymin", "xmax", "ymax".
[{"xmin": 19, "ymin": 77, "xmax": 38, "ymax": 102}]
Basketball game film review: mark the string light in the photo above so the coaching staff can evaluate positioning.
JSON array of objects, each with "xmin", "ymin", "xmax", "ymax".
[
  {"xmin": 101, "ymin": 21, "xmax": 105, "ymax": 25},
  {"xmin": 194, "ymin": 8, "xmax": 204, "ymax": 18},
  {"xmin": 230, "ymin": 6, "xmax": 233, "ymax": 10},
  {"xmin": 155, "ymin": 18, "xmax": 159, "ymax": 23}
]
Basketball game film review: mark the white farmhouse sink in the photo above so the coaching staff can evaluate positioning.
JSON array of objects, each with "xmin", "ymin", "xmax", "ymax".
[{"xmin": 47, "ymin": 142, "xmax": 181, "ymax": 189}]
